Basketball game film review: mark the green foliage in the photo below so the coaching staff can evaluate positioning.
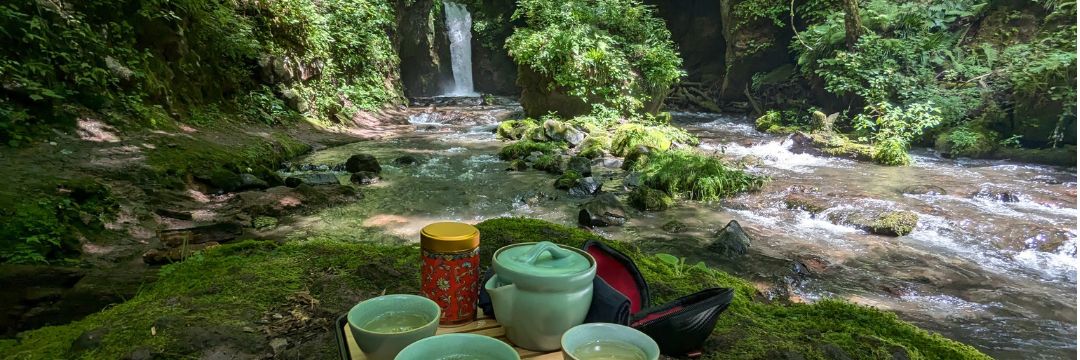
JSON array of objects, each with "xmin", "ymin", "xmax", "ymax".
[
  {"xmin": 854, "ymin": 102, "xmax": 941, "ymax": 166},
  {"xmin": 755, "ymin": 110, "xmax": 814, "ymax": 134},
  {"xmin": 634, "ymin": 150, "xmax": 768, "ymax": 201},
  {"xmin": 553, "ymin": 170, "xmax": 583, "ymax": 189},
  {"xmin": 505, "ymin": 0, "xmax": 684, "ymax": 115},
  {"xmin": 792, "ymin": 0, "xmax": 1076, "ymax": 148},
  {"xmin": 0, "ymin": 0, "xmax": 404, "ymax": 143},
  {"xmin": 497, "ymin": 140, "xmax": 565, "ymax": 161},
  {"xmin": 937, "ymin": 126, "xmax": 996, "ymax": 158},
  {"xmin": 0, "ymin": 179, "xmax": 117, "ymax": 264},
  {"xmin": 654, "ymin": 253, "xmax": 706, "ymax": 277}
]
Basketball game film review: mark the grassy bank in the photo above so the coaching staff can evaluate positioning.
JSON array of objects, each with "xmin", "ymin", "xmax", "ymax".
[{"xmin": 0, "ymin": 218, "xmax": 989, "ymax": 359}]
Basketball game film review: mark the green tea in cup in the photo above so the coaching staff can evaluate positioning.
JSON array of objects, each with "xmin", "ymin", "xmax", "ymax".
[
  {"xmin": 561, "ymin": 323, "xmax": 658, "ymax": 360},
  {"xmin": 362, "ymin": 311, "xmax": 433, "ymax": 333},
  {"xmin": 347, "ymin": 294, "xmax": 440, "ymax": 360},
  {"xmin": 571, "ymin": 340, "xmax": 647, "ymax": 360}
]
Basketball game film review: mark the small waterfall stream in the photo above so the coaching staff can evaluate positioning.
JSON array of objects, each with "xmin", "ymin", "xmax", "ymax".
[{"xmin": 443, "ymin": 1, "xmax": 475, "ymax": 95}]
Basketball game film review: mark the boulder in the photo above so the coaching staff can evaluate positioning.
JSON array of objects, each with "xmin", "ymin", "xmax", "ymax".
[
  {"xmin": 628, "ymin": 187, "xmax": 674, "ymax": 211},
  {"xmin": 236, "ymin": 174, "xmax": 269, "ymax": 191},
  {"xmin": 827, "ymin": 210, "xmax": 919, "ymax": 236},
  {"xmin": 578, "ymin": 193, "xmax": 627, "ymax": 227},
  {"xmin": 709, "ymin": 220, "xmax": 750, "ymax": 257},
  {"xmin": 199, "ymin": 169, "xmax": 243, "ymax": 192},
  {"xmin": 284, "ymin": 173, "xmax": 340, "ymax": 187},
  {"xmin": 349, "ymin": 171, "xmax": 380, "ymax": 185},
  {"xmin": 621, "ymin": 145, "xmax": 653, "ymax": 171},
  {"xmin": 553, "ymin": 172, "xmax": 582, "ymax": 190},
  {"xmin": 568, "ymin": 177, "xmax": 602, "ymax": 198},
  {"xmin": 783, "ymin": 193, "xmax": 829, "ymax": 214},
  {"xmin": 901, "ymin": 185, "xmax": 947, "ymax": 196},
  {"xmin": 345, "ymin": 154, "xmax": 382, "ymax": 174},
  {"xmin": 971, "ymin": 186, "xmax": 1021, "ymax": 202},
  {"xmin": 567, "ymin": 156, "xmax": 593, "ymax": 177},
  {"xmin": 392, "ymin": 155, "xmax": 419, "ymax": 166},
  {"xmin": 565, "ymin": 128, "xmax": 586, "ymax": 146},
  {"xmin": 623, "ymin": 172, "xmax": 643, "ymax": 189}
]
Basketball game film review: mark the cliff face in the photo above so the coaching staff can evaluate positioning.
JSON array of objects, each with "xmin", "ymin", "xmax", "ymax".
[{"xmin": 397, "ymin": 0, "xmax": 456, "ymax": 98}]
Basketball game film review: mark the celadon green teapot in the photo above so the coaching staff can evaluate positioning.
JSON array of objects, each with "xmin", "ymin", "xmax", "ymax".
[{"xmin": 484, "ymin": 241, "xmax": 596, "ymax": 351}]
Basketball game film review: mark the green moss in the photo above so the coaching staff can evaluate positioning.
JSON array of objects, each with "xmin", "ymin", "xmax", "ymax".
[
  {"xmin": 145, "ymin": 125, "xmax": 311, "ymax": 188},
  {"xmin": 474, "ymin": 218, "xmax": 989, "ymax": 359},
  {"xmin": 783, "ymin": 193, "xmax": 828, "ymax": 214},
  {"xmin": 610, "ymin": 124, "xmax": 675, "ymax": 157},
  {"xmin": 2, "ymin": 219, "xmax": 988, "ymax": 359},
  {"xmin": 553, "ymin": 171, "xmax": 583, "ymax": 189},
  {"xmin": 755, "ymin": 110, "xmax": 806, "ymax": 134},
  {"xmin": 496, "ymin": 140, "xmax": 565, "ymax": 161},
  {"xmin": 627, "ymin": 187, "xmax": 674, "ymax": 211},
  {"xmin": 870, "ymin": 211, "xmax": 919, "ymax": 236},
  {"xmin": 576, "ymin": 136, "xmax": 610, "ymax": 159},
  {"xmin": 0, "ymin": 238, "xmax": 417, "ymax": 359},
  {"xmin": 634, "ymin": 150, "xmax": 768, "ymax": 201},
  {"xmin": 531, "ymin": 154, "xmax": 564, "ymax": 174},
  {"xmin": 495, "ymin": 119, "xmax": 540, "ymax": 140}
]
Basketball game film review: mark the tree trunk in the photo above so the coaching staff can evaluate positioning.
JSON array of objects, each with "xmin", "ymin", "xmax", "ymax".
[{"xmin": 842, "ymin": 0, "xmax": 862, "ymax": 49}]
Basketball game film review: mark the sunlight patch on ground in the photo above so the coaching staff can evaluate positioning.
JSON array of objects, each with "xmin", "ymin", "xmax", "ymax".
[{"xmin": 77, "ymin": 118, "xmax": 121, "ymax": 142}]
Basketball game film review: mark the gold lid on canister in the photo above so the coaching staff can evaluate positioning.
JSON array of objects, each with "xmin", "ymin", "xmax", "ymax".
[{"xmin": 420, "ymin": 222, "xmax": 480, "ymax": 253}]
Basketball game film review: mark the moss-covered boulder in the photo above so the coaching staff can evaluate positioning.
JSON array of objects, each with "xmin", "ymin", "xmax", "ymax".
[
  {"xmin": 783, "ymin": 193, "xmax": 829, "ymax": 214},
  {"xmin": 628, "ymin": 187, "xmax": 674, "ymax": 211},
  {"xmin": 496, "ymin": 119, "xmax": 540, "ymax": 140},
  {"xmin": 576, "ymin": 136, "xmax": 610, "ymax": 159},
  {"xmin": 790, "ymin": 132, "xmax": 875, "ymax": 162},
  {"xmin": 828, "ymin": 209, "xmax": 920, "ymax": 236},
  {"xmin": 497, "ymin": 140, "xmax": 565, "ymax": 161},
  {"xmin": 531, "ymin": 154, "xmax": 565, "ymax": 174},
  {"xmin": 553, "ymin": 171, "xmax": 583, "ymax": 190}
]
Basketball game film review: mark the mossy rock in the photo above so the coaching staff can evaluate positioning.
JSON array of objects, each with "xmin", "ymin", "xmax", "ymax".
[
  {"xmin": 628, "ymin": 187, "xmax": 674, "ymax": 211},
  {"xmin": 611, "ymin": 124, "xmax": 673, "ymax": 157},
  {"xmin": 934, "ymin": 127, "xmax": 997, "ymax": 159},
  {"xmin": 507, "ymin": 160, "xmax": 529, "ymax": 171},
  {"xmin": 870, "ymin": 211, "xmax": 919, "ymax": 236},
  {"xmin": 553, "ymin": 171, "xmax": 583, "ymax": 190},
  {"xmin": 828, "ymin": 210, "xmax": 920, "ymax": 236},
  {"xmin": 794, "ymin": 132, "xmax": 875, "ymax": 162},
  {"xmin": 497, "ymin": 140, "xmax": 565, "ymax": 161},
  {"xmin": 496, "ymin": 119, "xmax": 539, "ymax": 140},
  {"xmin": 200, "ymin": 168, "xmax": 243, "ymax": 192},
  {"xmin": 783, "ymin": 193, "xmax": 829, "ymax": 214},
  {"xmin": 576, "ymin": 136, "xmax": 610, "ymax": 159},
  {"xmin": 531, "ymin": 154, "xmax": 564, "ymax": 174}
]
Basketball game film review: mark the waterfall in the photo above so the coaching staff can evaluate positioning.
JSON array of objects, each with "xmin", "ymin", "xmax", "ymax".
[{"xmin": 443, "ymin": 1, "xmax": 475, "ymax": 95}]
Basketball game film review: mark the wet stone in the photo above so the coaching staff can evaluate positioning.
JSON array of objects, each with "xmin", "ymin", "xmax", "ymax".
[
  {"xmin": 345, "ymin": 154, "xmax": 382, "ymax": 174},
  {"xmin": 661, "ymin": 220, "xmax": 688, "ymax": 233},
  {"xmin": 507, "ymin": 160, "xmax": 528, "ymax": 171},
  {"xmin": 237, "ymin": 174, "xmax": 269, "ymax": 191},
  {"xmin": 710, "ymin": 220, "xmax": 751, "ymax": 257},
  {"xmin": 392, "ymin": 155, "xmax": 419, "ymax": 166},
  {"xmin": 901, "ymin": 184, "xmax": 947, "ymax": 196},
  {"xmin": 568, "ymin": 177, "xmax": 602, "ymax": 198},
  {"xmin": 567, "ymin": 156, "xmax": 593, "ymax": 176},
  {"xmin": 349, "ymin": 171, "xmax": 380, "ymax": 185},
  {"xmin": 579, "ymin": 193, "xmax": 627, "ymax": 227},
  {"xmin": 284, "ymin": 173, "xmax": 340, "ymax": 187}
]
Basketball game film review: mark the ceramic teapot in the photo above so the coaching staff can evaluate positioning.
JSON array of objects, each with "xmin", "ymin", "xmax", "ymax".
[{"xmin": 484, "ymin": 241, "xmax": 596, "ymax": 351}]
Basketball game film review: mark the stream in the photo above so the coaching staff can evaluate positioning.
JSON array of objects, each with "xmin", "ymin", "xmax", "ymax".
[{"xmin": 285, "ymin": 104, "xmax": 1077, "ymax": 359}]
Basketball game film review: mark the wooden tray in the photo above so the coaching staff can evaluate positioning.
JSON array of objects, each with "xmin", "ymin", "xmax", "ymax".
[{"xmin": 335, "ymin": 314, "xmax": 562, "ymax": 359}]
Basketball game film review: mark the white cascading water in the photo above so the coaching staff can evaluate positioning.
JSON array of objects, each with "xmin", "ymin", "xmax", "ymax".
[{"xmin": 443, "ymin": 1, "xmax": 475, "ymax": 95}]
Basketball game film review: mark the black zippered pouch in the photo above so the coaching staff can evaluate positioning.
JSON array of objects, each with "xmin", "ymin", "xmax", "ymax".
[{"xmin": 581, "ymin": 240, "xmax": 734, "ymax": 357}]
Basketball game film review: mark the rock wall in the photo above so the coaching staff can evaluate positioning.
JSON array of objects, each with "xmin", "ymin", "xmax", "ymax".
[
  {"xmin": 467, "ymin": 0, "xmax": 521, "ymax": 95},
  {"xmin": 397, "ymin": 0, "xmax": 455, "ymax": 98},
  {"xmin": 644, "ymin": 0, "xmax": 727, "ymax": 84},
  {"xmin": 717, "ymin": 0, "xmax": 795, "ymax": 101}
]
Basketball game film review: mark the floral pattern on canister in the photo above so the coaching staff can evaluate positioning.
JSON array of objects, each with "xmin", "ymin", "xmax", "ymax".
[{"xmin": 421, "ymin": 248, "xmax": 479, "ymax": 325}]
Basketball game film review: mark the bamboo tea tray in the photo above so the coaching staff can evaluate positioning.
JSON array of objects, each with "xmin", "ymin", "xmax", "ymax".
[{"xmin": 335, "ymin": 313, "xmax": 562, "ymax": 360}]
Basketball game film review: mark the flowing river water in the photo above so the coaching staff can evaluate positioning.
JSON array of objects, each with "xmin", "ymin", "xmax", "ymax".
[{"xmin": 284, "ymin": 104, "xmax": 1077, "ymax": 359}]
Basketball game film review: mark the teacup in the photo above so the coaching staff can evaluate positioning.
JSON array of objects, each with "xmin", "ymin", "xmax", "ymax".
[
  {"xmin": 347, "ymin": 294, "xmax": 440, "ymax": 360},
  {"xmin": 395, "ymin": 333, "xmax": 521, "ymax": 360},
  {"xmin": 561, "ymin": 323, "xmax": 659, "ymax": 360}
]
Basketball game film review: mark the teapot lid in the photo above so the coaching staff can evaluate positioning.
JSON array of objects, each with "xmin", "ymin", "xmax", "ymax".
[{"xmin": 495, "ymin": 241, "xmax": 592, "ymax": 277}]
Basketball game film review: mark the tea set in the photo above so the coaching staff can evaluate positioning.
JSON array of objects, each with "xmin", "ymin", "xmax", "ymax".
[{"xmin": 343, "ymin": 222, "xmax": 730, "ymax": 360}]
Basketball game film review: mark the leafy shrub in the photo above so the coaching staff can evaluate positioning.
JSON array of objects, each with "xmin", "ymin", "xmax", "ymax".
[
  {"xmin": 505, "ymin": 0, "xmax": 684, "ymax": 115},
  {"xmin": 854, "ymin": 102, "xmax": 942, "ymax": 166},
  {"xmin": 937, "ymin": 126, "xmax": 996, "ymax": 158},
  {"xmin": 634, "ymin": 150, "xmax": 768, "ymax": 201},
  {"xmin": 0, "ymin": 179, "xmax": 117, "ymax": 264}
]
